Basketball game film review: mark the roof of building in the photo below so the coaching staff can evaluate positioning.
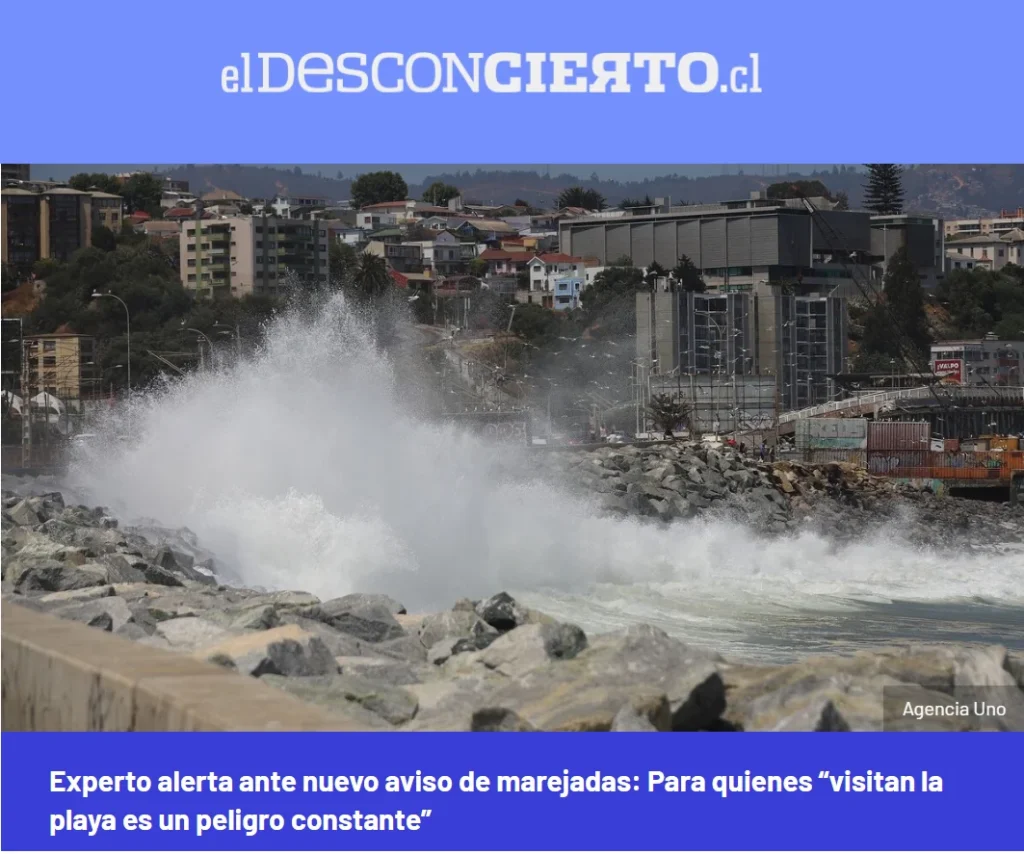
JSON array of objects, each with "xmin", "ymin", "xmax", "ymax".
[
  {"xmin": 43, "ymin": 186, "xmax": 89, "ymax": 196},
  {"xmin": 1, "ymin": 187, "xmax": 37, "ymax": 196},
  {"xmin": 946, "ymin": 228, "xmax": 1024, "ymax": 245},
  {"xmin": 361, "ymin": 200, "xmax": 413, "ymax": 210},
  {"xmin": 200, "ymin": 189, "xmax": 246, "ymax": 202},
  {"xmin": 164, "ymin": 207, "xmax": 198, "ymax": 218},
  {"xmin": 369, "ymin": 227, "xmax": 404, "ymax": 238},
  {"xmin": 478, "ymin": 249, "xmax": 534, "ymax": 261},
  {"xmin": 89, "ymin": 191, "xmax": 123, "ymax": 200}
]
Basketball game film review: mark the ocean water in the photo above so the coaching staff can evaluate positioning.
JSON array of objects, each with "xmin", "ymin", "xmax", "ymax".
[{"xmin": 10, "ymin": 293, "xmax": 1023, "ymax": 664}]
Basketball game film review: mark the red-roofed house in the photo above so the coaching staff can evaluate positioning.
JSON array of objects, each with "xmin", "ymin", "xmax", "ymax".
[
  {"xmin": 526, "ymin": 253, "xmax": 586, "ymax": 293},
  {"xmin": 478, "ymin": 248, "xmax": 534, "ymax": 278}
]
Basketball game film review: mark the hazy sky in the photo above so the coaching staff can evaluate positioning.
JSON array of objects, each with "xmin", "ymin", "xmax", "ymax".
[{"xmin": 35, "ymin": 164, "xmax": 855, "ymax": 182}]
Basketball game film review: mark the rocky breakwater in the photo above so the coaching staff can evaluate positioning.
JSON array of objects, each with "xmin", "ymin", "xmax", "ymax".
[
  {"xmin": 3, "ymin": 488, "xmax": 1023, "ymax": 732},
  {"xmin": 546, "ymin": 442, "xmax": 1024, "ymax": 547}
]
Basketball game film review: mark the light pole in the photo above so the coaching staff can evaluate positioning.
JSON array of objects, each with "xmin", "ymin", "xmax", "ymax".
[
  {"xmin": 91, "ymin": 291, "xmax": 131, "ymax": 437},
  {"xmin": 184, "ymin": 325, "xmax": 215, "ymax": 370},
  {"xmin": 214, "ymin": 322, "xmax": 242, "ymax": 359}
]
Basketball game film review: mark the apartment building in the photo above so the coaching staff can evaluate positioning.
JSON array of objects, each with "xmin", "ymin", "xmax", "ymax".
[
  {"xmin": 1, "ymin": 186, "xmax": 93, "ymax": 270},
  {"xmin": 90, "ymin": 191, "xmax": 124, "ymax": 234},
  {"xmin": 179, "ymin": 216, "xmax": 329, "ymax": 297},
  {"xmin": 2, "ymin": 164, "xmax": 30, "ymax": 182},
  {"xmin": 944, "ymin": 210, "xmax": 1024, "ymax": 238},
  {"xmin": 22, "ymin": 333, "xmax": 97, "ymax": 399}
]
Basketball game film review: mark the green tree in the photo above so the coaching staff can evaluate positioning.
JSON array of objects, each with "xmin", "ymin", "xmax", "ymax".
[
  {"xmin": 862, "ymin": 164, "xmax": 904, "ymax": 214},
  {"xmin": 582, "ymin": 256, "xmax": 644, "ymax": 335},
  {"xmin": 329, "ymin": 241, "xmax": 358, "ymax": 283},
  {"xmin": 671, "ymin": 255, "xmax": 706, "ymax": 293},
  {"xmin": 557, "ymin": 186, "xmax": 606, "ymax": 211},
  {"xmin": 647, "ymin": 393, "xmax": 690, "ymax": 439},
  {"xmin": 422, "ymin": 181, "xmax": 460, "ymax": 206},
  {"xmin": 644, "ymin": 260, "xmax": 668, "ymax": 288},
  {"xmin": 350, "ymin": 171, "xmax": 409, "ymax": 209},
  {"xmin": 766, "ymin": 180, "xmax": 833, "ymax": 201},
  {"xmin": 469, "ymin": 257, "xmax": 488, "ymax": 278},
  {"xmin": 352, "ymin": 252, "xmax": 392, "ymax": 299},
  {"xmin": 68, "ymin": 172, "xmax": 121, "ymax": 195},
  {"xmin": 860, "ymin": 246, "xmax": 930, "ymax": 362},
  {"xmin": 91, "ymin": 226, "xmax": 117, "ymax": 253},
  {"xmin": 119, "ymin": 173, "xmax": 164, "ymax": 216}
]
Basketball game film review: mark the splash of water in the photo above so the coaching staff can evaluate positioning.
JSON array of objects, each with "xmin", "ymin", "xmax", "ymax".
[{"xmin": 69, "ymin": 293, "xmax": 1024, "ymax": 625}]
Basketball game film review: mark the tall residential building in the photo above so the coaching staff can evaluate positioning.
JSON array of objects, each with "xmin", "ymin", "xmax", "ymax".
[
  {"xmin": 1, "ymin": 186, "xmax": 94, "ymax": 270},
  {"xmin": 90, "ymin": 191, "xmax": 125, "ymax": 235},
  {"xmin": 179, "ymin": 215, "xmax": 329, "ymax": 297},
  {"xmin": 22, "ymin": 333, "xmax": 97, "ymax": 399},
  {"xmin": 2, "ymin": 164, "xmax": 31, "ymax": 182},
  {"xmin": 637, "ymin": 286, "xmax": 848, "ymax": 413}
]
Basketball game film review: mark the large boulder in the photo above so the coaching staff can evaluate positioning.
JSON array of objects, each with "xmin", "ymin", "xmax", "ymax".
[
  {"xmin": 194, "ymin": 625, "xmax": 338, "ymax": 677},
  {"xmin": 418, "ymin": 610, "xmax": 497, "ymax": 650},
  {"xmin": 446, "ymin": 622, "xmax": 588, "ymax": 678},
  {"xmin": 264, "ymin": 674, "xmax": 418, "ymax": 726},
  {"xmin": 483, "ymin": 624, "xmax": 726, "ymax": 732},
  {"xmin": 55, "ymin": 596, "xmax": 135, "ymax": 634},
  {"xmin": 475, "ymin": 592, "xmax": 528, "ymax": 632},
  {"xmin": 8, "ymin": 560, "xmax": 109, "ymax": 594},
  {"xmin": 299, "ymin": 595, "xmax": 406, "ymax": 643}
]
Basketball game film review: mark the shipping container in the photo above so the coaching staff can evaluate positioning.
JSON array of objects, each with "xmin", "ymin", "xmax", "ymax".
[
  {"xmin": 961, "ymin": 438, "xmax": 989, "ymax": 452},
  {"xmin": 795, "ymin": 418, "xmax": 867, "ymax": 451},
  {"xmin": 867, "ymin": 421, "xmax": 929, "ymax": 452},
  {"xmin": 866, "ymin": 449, "xmax": 928, "ymax": 475},
  {"xmin": 944, "ymin": 438, "xmax": 960, "ymax": 453},
  {"xmin": 988, "ymin": 437, "xmax": 1020, "ymax": 451},
  {"xmin": 806, "ymin": 449, "xmax": 867, "ymax": 466}
]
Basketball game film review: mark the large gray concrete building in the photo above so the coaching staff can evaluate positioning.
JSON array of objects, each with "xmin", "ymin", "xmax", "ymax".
[
  {"xmin": 560, "ymin": 196, "xmax": 873, "ymax": 295},
  {"xmin": 638, "ymin": 287, "xmax": 848, "ymax": 414}
]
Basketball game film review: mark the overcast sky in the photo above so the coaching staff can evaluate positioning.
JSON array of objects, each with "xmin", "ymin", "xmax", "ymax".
[{"xmin": 34, "ymin": 164, "xmax": 855, "ymax": 182}]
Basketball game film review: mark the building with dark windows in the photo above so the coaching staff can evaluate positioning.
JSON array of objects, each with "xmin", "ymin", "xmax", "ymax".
[
  {"xmin": 637, "ymin": 284, "xmax": 848, "ymax": 416},
  {"xmin": 560, "ymin": 195, "xmax": 873, "ymax": 297},
  {"xmin": 1, "ymin": 186, "xmax": 95, "ymax": 271}
]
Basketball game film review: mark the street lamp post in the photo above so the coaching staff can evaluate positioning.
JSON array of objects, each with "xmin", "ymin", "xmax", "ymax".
[
  {"xmin": 184, "ymin": 326, "xmax": 215, "ymax": 370},
  {"xmin": 91, "ymin": 292, "xmax": 131, "ymax": 437}
]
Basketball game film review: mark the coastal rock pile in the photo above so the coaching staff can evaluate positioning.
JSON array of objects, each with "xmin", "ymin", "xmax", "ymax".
[
  {"xmin": 3, "ymin": 489, "xmax": 1022, "ymax": 732},
  {"xmin": 543, "ymin": 442, "xmax": 1024, "ymax": 547}
]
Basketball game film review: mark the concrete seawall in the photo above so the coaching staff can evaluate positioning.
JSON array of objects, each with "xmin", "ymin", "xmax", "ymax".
[{"xmin": 1, "ymin": 602, "xmax": 363, "ymax": 731}]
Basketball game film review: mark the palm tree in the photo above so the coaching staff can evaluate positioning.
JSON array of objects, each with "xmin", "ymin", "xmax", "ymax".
[{"xmin": 353, "ymin": 252, "xmax": 391, "ymax": 300}]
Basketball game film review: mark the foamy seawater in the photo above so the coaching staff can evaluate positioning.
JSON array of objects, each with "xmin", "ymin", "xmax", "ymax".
[{"xmin": 11, "ymin": 293, "xmax": 1023, "ymax": 663}]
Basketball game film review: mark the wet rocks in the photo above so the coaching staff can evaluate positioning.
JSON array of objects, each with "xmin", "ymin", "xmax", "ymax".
[{"xmin": 2, "ymin": 487, "xmax": 1022, "ymax": 733}]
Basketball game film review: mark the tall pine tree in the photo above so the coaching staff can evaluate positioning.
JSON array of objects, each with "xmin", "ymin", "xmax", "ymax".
[
  {"xmin": 862, "ymin": 164, "xmax": 905, "ymax": 214},
  {"xmin": 862, "ymin": 246, "xmax": 930, "ymax": 362}
]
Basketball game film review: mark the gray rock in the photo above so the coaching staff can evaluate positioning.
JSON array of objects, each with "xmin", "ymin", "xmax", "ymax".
[
  {"xmin": 275, "ymin": 614, "xmax": 368, "ymax": 657},
  {"xmin": 475, "ymin": 592, "xmax": 527, "ymax": 632},
  {"xmin": 482, "ymin": 624, "xmax": 725, "ymax": 731},
  {"xmin": 260, "ymin": 675, "xmax": 394, "ymax": 728},
  {"xmin": 265, "ymin": 673, "xmax": 418, "ymax": 725},
  {"xmin": 418, "ymin": 610, "xmax": 498, "ymax": 649},
  {"xmin": 153, "ymin": 546, "xmax": 217, "ymax": 585},
  {"xmin": 428, "ymin": 634, "xmax": 496, "ymax": 666},
  {"xmin": 8, "ymin": 499, "xmax": 42, "ymax": 527},
  {"xmin": 195, "ymin": 625, "xmax": 338, "ymax": 678},
  {"xmin": 611, "ymin": 695, "xmax": 672, "ymax": 732},
  {"xmin": 13, "ymin": 561, "xmax": 109, "ymax": 594},
  {"xmin": 56, "ymin": 596, "xmax": 134, "ymax": 634},
  {"xmin": 155, "ymin": 617, "xmax": 236, "ymax": 650},
  {"xmin": 471, "ymin": 708, "xmax": 537, "ymax": 732},
  {"xmin": 451, "ymin": 622, "xmax": 589, "ymax": 679},
  {"xmin": 335, "ymin": 656, "xmax": 428, "ymax": 686},
  {"xmin": 370, "ymin": 634, "xmax": 428, "ymax": 663},
  {"xmin": 300, "ymin": 597, "xmax": 405, "ymax": 643}
]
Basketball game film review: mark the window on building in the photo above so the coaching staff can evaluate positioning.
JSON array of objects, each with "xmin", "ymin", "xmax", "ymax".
[
  {"xmin": 43, "ymin": 356, "xmax": 56, "ymax": 367},
  {"xmin": 43, "ymin": 340, "xmax": 56, "ymax": 352}
]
